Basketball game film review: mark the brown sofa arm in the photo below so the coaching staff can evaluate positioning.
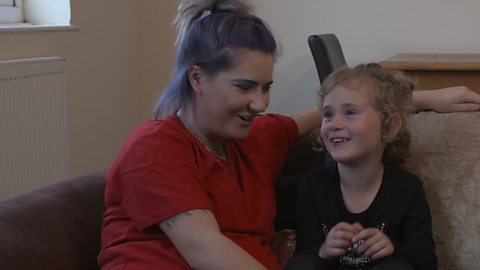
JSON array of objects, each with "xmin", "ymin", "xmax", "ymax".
[{"xmin": 0, "ymin": 172, "xmax": 106, "ymax": 270}]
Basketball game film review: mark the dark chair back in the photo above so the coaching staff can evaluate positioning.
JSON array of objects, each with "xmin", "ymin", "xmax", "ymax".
[{"xmin": 307, "ymin": 33, "xmax": 347, "ymax": 83}]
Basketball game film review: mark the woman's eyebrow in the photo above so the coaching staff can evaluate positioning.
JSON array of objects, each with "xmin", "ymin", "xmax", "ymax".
[
  {"xmin": 232, "ymin": 79, "xmax": 258, "ymax": 85},
  {"xmin": 232, "ymin": 79, "xmax": 274, "ymax": 85}
]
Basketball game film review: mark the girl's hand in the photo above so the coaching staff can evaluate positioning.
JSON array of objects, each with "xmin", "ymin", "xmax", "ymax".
[
  {"xmin": 353, "ymin": 228, "xmax": 394, "ymax": 260},
  {"xmin": 319, "ymin": 222, "xmax": 363, "ymax": 259},
  {"xmin": 413, "ymin": 86, "xmax": 480, "ymax": 112}
]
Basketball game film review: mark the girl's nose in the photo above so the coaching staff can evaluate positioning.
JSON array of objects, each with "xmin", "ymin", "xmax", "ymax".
[{"xmin": 329, "ymin": 115, "xmax": 344, "ymax": 130}]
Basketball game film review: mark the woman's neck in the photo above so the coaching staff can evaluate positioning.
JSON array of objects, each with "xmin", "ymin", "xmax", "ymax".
[{"xmin": 176, "ymin": 109, "xmax": 226, "ymax": 159}]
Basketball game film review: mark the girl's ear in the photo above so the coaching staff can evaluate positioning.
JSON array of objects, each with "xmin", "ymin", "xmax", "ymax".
[{"xmin": 382, "ymin": 113, "xmax": 402, "ymax": 142}]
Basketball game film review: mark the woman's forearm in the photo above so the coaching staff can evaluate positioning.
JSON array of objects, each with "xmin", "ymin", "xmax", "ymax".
[
  {"xmin": 291, "ymin": 108, "xmax": 322, "ymax": 137},
  {"xmin": 189, "ymin": 231, "xmax": 267, "ymax": 270},
  {"xmin": 412, "ymin": 87, "xmax": 480, "ymax": 112},
  {"xmin": 160, "ymin": 209, "xmax": 267, "ymax": 270}
]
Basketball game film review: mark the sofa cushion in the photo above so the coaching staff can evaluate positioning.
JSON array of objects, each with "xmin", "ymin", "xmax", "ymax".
[
  {"xmin": 0, "ymin": 172, "xmax": 106, "ymax": 270},
  {"xmin": 405, "ymin": 111, "xmax": 480, "ymax": 270}
]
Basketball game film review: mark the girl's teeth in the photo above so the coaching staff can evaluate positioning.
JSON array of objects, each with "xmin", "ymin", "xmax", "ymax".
[{"xmin": 332, "ymin": 138, "xmax": 347, "ymax": 143}]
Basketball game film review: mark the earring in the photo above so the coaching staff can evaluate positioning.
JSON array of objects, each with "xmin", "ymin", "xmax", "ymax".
[{"xmin": 195, "ymin": 88, "xmax": 203, "ymax": 97}]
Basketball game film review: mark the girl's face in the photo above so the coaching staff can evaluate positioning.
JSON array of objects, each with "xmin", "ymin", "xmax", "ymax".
[
  {"xmin": 195, "ymin": 50, "xmax": 274, "ymax": 141},
  {"xmin": 320, "ymin": 85, "xmax": 385, "ymax": 166}
]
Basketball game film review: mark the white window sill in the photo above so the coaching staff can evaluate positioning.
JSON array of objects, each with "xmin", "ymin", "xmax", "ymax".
[{"xmin": 0, "ymin": 24, "xmax": 79, "ymax": 33}]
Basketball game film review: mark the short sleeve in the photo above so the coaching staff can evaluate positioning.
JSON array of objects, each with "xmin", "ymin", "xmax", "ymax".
[
  {"xmin": 245, "ymin": 114, "xmax": 299, "ymax": 176},
  {"xmin": 108, "ymin": 123, "xmax": 212, "ymax": 230}
]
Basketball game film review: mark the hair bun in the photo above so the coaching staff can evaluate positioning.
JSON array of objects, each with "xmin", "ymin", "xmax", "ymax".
[{"xmin": 175, "ymin": 0, "xmax": 253, "ymax": 45}]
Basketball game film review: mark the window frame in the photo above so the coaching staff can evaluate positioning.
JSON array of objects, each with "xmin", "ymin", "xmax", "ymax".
[
  {"xmin": 0, "ymin": 0, "xmax": 24, "ymax": 25},
  {"xmin": 0, "ymin": 0, "xmax": 77, "ymax": 32}
]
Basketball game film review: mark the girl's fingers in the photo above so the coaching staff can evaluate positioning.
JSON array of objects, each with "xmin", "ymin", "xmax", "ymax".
[{"xmin": 355, "ymin": 231, "xmax": 394, "ymax": 259}]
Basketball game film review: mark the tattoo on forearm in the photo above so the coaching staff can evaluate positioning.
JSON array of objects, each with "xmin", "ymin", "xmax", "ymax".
[{"xmin": 163, "ymin": 211, "xmax": 193, "ymax": 229}]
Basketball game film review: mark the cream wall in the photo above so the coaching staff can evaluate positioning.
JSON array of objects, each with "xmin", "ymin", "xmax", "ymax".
[
  {"xmin": 137, "ymin": 1, "xmax": 177, "ymax": 120},
  {"xmin": 255, "ymin": 0, "xmax": 480, "ymax": 114},
  {"xmin": 0, "ymin": 0, "xmax": 176, "ymax": 178},
  {"xmin": 3, "ymin": 0, "xmax": 479, "ymax": 181}
]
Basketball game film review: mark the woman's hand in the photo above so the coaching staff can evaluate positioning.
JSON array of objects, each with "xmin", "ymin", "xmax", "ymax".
[
  {"xmin": 413, "ymin": 86, "xmax": 480, "ymax": 112},
  {"xmin": 319, "ymin": 222, "xmax": 363, "ymax": 259},
  {"xmin": 270, "ymin": 229, "xmax": 296, "ymax": 267},
  {"xmin": 353, "ymin": 228, "xmax": 394, "ymax": 260}
]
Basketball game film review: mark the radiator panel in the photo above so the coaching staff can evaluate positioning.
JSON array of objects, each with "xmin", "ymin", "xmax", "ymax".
[{"xmin": 0, "ymin": 57, "xmax": 68, "ymax": 200}]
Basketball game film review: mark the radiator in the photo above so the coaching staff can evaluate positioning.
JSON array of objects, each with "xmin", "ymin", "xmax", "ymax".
[{"xmin": 0, "ymin": 56, "xmax": 69, "ymax": 200}]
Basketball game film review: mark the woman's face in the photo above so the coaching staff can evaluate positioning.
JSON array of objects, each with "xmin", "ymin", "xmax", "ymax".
[{"xmin": 194, "ymin": 50, "xmax": 274, "ymax": 141}]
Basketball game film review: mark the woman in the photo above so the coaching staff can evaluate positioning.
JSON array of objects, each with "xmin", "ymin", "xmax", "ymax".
[{"xmin": 98, "ymin": 1, "xmax": 480, "ymax": 269}]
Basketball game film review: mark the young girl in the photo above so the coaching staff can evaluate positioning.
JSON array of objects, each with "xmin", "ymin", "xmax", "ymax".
[{"xmin": 287, "ymin": 63, "xmax": 436, "ymax": 270}]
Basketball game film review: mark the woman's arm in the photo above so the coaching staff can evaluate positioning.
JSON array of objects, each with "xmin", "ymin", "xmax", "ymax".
[
  {"xmin": 160, "ymin": 209, "xmax": 267, "ymax": 270},
  {"xmin": 290, "ymin": 108, "xmax": 322, "ymax": 137},
  {"xmin": 291, "ymin": 86, "xmax": 480, "ymax": 137},
  {"xmin": 412, "ymin": 86, "xmax": 480, "ymax": 112}
]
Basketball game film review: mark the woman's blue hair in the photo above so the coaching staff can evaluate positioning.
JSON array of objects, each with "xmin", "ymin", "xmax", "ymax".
[{"xmin": 154, "ymin": 1, "xmax": 277, "ymax": 119}]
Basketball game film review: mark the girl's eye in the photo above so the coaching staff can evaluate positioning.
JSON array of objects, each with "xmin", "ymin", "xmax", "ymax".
[
  {"xmin": 346, "ymin": 110, "xmax": 356, "ymax": 116},
  {"xmin": 323, "ymin": 111, "xmax": 333, "ymax": 119}
]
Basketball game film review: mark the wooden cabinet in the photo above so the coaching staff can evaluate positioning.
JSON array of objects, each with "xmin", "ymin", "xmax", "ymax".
[{"xmin": 380, "ymin": 53, "xmax": 480, "ymax": 94}]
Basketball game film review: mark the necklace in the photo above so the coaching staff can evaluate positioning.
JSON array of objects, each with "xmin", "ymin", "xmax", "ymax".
[{"xmin": 176, "ymin": 110, "xmax": 226, "ymax": 160}]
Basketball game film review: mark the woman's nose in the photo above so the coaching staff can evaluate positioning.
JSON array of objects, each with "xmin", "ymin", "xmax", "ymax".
[{"xmin": 249, "ymin": 91, "xmax": 269, "ymax": 112}]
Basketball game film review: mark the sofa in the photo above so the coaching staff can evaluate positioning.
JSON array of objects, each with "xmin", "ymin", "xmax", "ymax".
[
  {"xmin": 0, "ymin": 111, "xmax": 479, "ymax": 270},
  {"xmin": 0, "ymin": 173, "xmax": 105, "ymax": 270}
]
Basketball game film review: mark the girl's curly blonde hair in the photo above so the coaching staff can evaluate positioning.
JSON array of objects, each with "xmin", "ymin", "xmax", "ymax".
[{"xmin": 313, "ymin": 63, "xmax": 415, "ymax": 166}]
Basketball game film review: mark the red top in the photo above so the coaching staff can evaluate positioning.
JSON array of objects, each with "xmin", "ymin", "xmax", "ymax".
[{"xmin": 98, "ymin": 113, "xmax": 299, "ymax": 270}]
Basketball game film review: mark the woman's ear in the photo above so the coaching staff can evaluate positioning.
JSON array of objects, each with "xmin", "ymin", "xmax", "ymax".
[
  {"xmin": 188, "ymin": 65, "xmax": 204, "ymax": 96},
  {"xmin": 382, "ymin": 113, "xmax": 402, "ymax": 142},
  {"xmin": 188, "ymin": 65, "xmax": 203, "ymax": 91}
]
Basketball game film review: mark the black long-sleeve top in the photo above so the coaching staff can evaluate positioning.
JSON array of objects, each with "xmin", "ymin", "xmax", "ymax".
[{"xmin": 295, "ymin": 164, "xmax": 437, "ymax": 270}]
